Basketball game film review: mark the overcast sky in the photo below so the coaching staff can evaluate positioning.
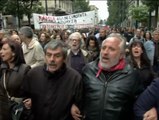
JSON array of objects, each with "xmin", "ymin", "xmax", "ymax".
[{"xmin": 89, "ymin": 0, "xmax": 109, "ymax": 20}]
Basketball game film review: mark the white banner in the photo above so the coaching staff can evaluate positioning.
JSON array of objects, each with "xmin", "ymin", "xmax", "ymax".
[{"xmin": 33, "ymin": 10, "xmax": 95, "ymax": 30}]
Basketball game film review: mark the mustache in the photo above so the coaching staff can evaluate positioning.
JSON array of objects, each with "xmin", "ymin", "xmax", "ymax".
[{"xmin": 48, "ymin": 62, "xmax": 56, "ymax": 66}]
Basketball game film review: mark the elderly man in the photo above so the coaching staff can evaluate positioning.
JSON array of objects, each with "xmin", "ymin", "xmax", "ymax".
[
  {"xmin": 21, "ymin": 40, "xmax": 83, "ymax": 120},
  {"xmin": 66, "ymin": 32, "xmax": 90, "ymax": 74},
  {"xmin": 19, "ymin": 26, "xmax": 45, "ymax": 68},
  {"xmin": 71, "ymin": 33, "xmax": 141, "ymax": 120}
]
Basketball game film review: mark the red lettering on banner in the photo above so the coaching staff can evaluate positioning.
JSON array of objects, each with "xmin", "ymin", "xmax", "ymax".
[{"xmin": 39, "ymin": 15, "xmax": 56, "ymax": 23}]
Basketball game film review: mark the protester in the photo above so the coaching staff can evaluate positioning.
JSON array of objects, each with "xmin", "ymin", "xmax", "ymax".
[
  {"xmin": 152, "ymin": 30, "xmax": 159, "ymax": 76},
  {"xmin": 71, "ymin": 33, "xmax": 141, "ymax": 120},
  {"xmin": 21, "ymin": 40, "xmax": 83, "ymax": 120},
  {"xmin": 129, "ymin": 29, "xmax": 145, "ymax": 44},
  {"xmin": 85, "ymin": 35, "xmax": 99, "ymax": 62},
  {"xmin": 134, "ymin": 78, "xmax": 159, "ymax": 120},
  {"xmin": 97, "ymin": 27, "xmax": 107, "ymax": 48},
  {"xmin": 11, "ymin": 34, "xmax": 22, "ymax": 44},
  {"xmin": 143, "ymin": 31, "xmax": 154, "ymax": 66},
  {"xmin": 39, "ymin": 32, "xmax": 51, "ymax": 49},
  {"xmin": 54, "ymin": 33, "xmax": 62, "ymax": 41},
  {"xmin": 66, "ymin": 32, "xmax": 90, "ymax": 74},
  {"xmin": 0, "ymin": 40, "xmax": 30, "ymax": 120},
  {"xmin": 19, "ymin": 26, "xmax": 45, "ymax": 68},
  {"xmin": 61, "ymin": 30, "xmax": 70, "ymax": 44},
  {"xmin": 123, "ymin": 27, "xmax": 134, "ymax": 42},
  {"xmin": 128, "ymin": 39, "xmax": 154, "ymax": 89}
]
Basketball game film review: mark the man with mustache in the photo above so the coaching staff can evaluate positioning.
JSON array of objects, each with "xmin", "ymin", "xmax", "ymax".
[
  {"xmin": 71, "ymin": 33, "xmax": 141, "ymax": 120},
  {"xmin": 21, "ymin": 40, "xmax": 83, "ymax": 120}
]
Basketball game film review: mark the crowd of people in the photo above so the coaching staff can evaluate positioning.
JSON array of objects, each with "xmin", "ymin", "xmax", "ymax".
[{"xmin": 0, "ymin": 26, "xmax": 159, "ymax": 120}]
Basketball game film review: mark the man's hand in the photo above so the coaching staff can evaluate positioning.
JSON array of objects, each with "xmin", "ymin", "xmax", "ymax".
[
  {"xmin": 71, "ymin": 104, "xmax": 82, "ymax": 120},
  {"xmin": 143, "ymin": 107, "xmax": 157, "ymax": 120}
]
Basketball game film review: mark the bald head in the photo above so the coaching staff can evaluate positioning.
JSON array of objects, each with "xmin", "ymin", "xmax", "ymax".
[{"xmin": 11, "ymin": 34, "xmax": 21, "ymax": 44}]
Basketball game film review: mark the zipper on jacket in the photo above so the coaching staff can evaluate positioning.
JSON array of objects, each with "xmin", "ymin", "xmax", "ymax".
[
  {"xmin": 99, "ymin": 72, "xmax": 123, "ymax": 120},
  {"xmin": 100, "ymin": 78, "xmax": 108, "ymax": 120}
]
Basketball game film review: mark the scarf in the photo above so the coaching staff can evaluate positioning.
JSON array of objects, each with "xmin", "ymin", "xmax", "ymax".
[{"xmin": 96, "ymin": 58, "xmax": 126, "ymax": 78}]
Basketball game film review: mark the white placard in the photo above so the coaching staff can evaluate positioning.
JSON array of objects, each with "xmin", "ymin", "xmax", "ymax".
[{"xmin": 33, "ymin": 10, "xmax": 96, "ymax": 30}]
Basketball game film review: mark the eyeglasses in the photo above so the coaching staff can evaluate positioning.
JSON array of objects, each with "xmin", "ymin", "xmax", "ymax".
[{"xmin": 70, "ymin": 39, "xmax": 80, "ymax": 42}]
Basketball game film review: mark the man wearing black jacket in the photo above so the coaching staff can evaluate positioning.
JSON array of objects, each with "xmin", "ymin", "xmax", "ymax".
[
  {"xmin": 71, "ymin": 33, "xmax": 141, "ymax": 120},
  {"xmin": 22, "ymin": 40, "xmax": 83, "ymax": 120}
]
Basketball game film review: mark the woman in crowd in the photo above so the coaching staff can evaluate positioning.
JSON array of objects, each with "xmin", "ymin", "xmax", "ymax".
[
  {"xmin": 61, "ymin": 30, "xmax": 70, "ymax": 44},
  {"xmin": 85, "ymin": 35, "xmax": 99, "ymax": 62},
  {"xmin": 39, "ymin": 32, "xmax": 51, "ymax": 49},
  {"xmin": 0, "ymin": 40, "xmax": 31, "ymax": 120},
  {"xmin": 54, "ymin": 33, "xmax": 62, "ymax": 41},
  {"xmin": 128, "ymin": 39, "xmax": 154, "ymax": 89}
]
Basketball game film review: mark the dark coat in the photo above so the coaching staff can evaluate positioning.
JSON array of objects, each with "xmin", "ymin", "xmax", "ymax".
[
  {"xmin": 126, "ymin": 56, "xmax": 154, "ymax": 89},
  {"xmin": 0, "ymin": 63, "xmax": 31, "ymax": 120},
  {"xmin": 21, "ymin": 64, "xmax": 83, "ymax": 120},
  {"xmin": 82, "ymin": 59, "xmax": 141, "ymax": 120},
  {"xmin": 134, "ymin": 78, "xmax": 159, "ymax": 120},
  {"xmin": 66, "ymin": 49, "xmax": 90, "ymax": 74}
]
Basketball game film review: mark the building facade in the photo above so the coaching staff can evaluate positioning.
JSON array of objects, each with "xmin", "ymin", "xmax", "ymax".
[{"xmin": 40, "ymin": 0, "xmax": 73, "ymax": 16}]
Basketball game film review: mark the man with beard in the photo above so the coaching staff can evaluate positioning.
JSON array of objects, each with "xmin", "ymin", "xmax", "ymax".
[
  {"xmin": 21, "ymin": 40, "xmax": 83, "ymax": 120},
  {"xmin": 71, "ymin": 33, "xmax": 141, "ymax": 120},
  {"xmin": 66, "ymin": 32, "xmax": 90, "ymax": 74}
]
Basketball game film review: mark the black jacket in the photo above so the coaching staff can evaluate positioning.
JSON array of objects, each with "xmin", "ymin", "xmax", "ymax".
[
  {"xmin": 0, "ymin": 63, "xmax": 30, "ymax": 120},
  {"xmin": 82, "ymin": 59, "xmax": 141, "ymax": 120},
  {"xmin": 22, "ymin": 64, "xmax": 83, "ymax": 120}
]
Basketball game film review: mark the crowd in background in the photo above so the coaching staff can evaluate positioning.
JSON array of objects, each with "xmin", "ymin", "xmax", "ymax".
[{"xmin": 0, "ymin": 26, "xmax": 159, "ymax": 120}]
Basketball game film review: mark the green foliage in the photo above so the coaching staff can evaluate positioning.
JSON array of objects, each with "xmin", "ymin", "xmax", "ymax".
[
  {"xmin": 141, "ymin": 0, "xmax": 159, "ymax": 28},
  {"xmin": 73, "ymin": 0, "xmax": 90, "ymax": 13},
  {"xmin": 0, "ymin": 0, "xmax": 7, "ymax": 12},
  {"xmin": 107, "ymin": 0, "xmax": 128, "ymax": 27},
  {"xmin": 141, "ymin": 0, "xmax": 159, "ymax": 11},
  {"xmin": 32, "ymin": 2, "xmax": 45, "ymax": 14},
  {"xmin": 1, "ymin": 0, "xmax": 44, "ymax": 18},
  {"xmin": 129, "ymin": 5, "xmax": 149, "ymax": 22},
  {"xmin": 107, "ymin": 0, "xmax": 119, "ymax": 26}
]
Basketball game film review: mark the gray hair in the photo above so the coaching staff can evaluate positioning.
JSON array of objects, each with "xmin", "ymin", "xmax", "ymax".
[
  {"xmin": 19, "ymin": 26, "xmax": 34, "ymax": 38},
  {"xmin": 44, "ymin": 40, "xmax": 68, "ymax": 59},
  {"xmin": 69, "ymin": 32, "xmax": 82, "ymax": 41},
  {"xmin": 68, "ymin": 32, "xmax": 84, "ymax": 48},
  {"xmin": 104, "ymin": 33, "xmax": 126, "ymax": 54},
  {"xmin": 153, "ymin": 30, "xmax": 159, "ymax": 35}
]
